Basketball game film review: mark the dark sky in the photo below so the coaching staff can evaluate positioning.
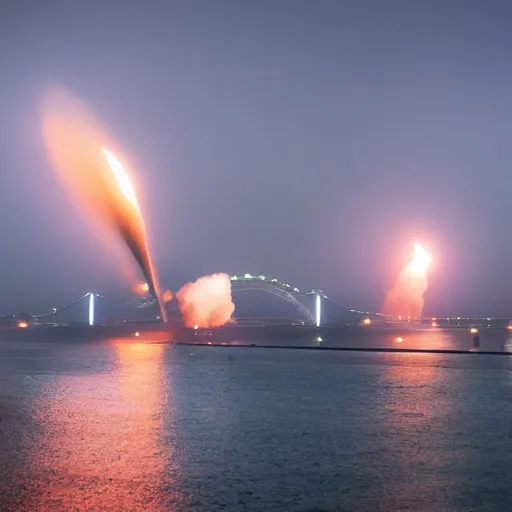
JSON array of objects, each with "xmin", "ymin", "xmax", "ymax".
[{"xmin": 1, "ymin": 0, "xmax": 512, "ymax": 316}]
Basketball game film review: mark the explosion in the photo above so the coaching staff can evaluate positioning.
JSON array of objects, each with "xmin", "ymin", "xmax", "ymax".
[
  {"xmin": 135, "ymin": 282, "xmax": 150, "ymax": 295},
  {"xmin": 40, "ymin": 85, "xmax": 167, "ymax": 321},
  {"xmin": 409, "ymin": 243, "xmax": 430, "ymax": 274},
  {"xmin": 383, "ymin": 243, "xmax": 431, "ymax": 319},
  {"xmin": 176, "ymin": 273, "xmax": 235, "ymax": 328}
]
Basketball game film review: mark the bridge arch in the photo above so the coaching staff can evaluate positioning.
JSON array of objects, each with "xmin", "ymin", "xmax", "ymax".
[
  {"xmin": 230, "ymin": 274, "xmax": 316, "ymax": 325},
  {"xmin": 91, "ymin": 274, "xmax": 319, "ymax": 325}
]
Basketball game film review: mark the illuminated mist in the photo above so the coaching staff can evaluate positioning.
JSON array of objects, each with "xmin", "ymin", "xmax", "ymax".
[
  {"xmin": 176, "ymin": 273, "xmax": 235, "ymax": 328},
  {"xmin": 383, "ymin": 243, "xmax": 431, "ymax": 319},
  {"xmin": 40, "ymin": 85, "xmax": 167, "ymax": 321}
]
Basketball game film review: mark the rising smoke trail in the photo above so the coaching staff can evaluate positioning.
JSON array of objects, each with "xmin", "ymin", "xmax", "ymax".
[
  {"xmin": 177, "ymin": 273, "xmax": 235, "ymax": 328},
  {"xmin": 40, "ymin": 85, "xmax": 167, "ymax": 321},
  {"xmin": 382, "ymin": 243, "xmax": 431, "ymax": 319}
]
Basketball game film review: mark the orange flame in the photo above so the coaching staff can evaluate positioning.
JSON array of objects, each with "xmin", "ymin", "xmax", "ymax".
[
  {"xmin": 135, "ymin": 282, "xmax": 150, "ymax": 294},
  {"xmin": 102, "ymin": 147, "xmax": 139, "ymax": 207},
  {"xmin": 410, "ymin": 243, "xmax": 431, "ymax": 274}
]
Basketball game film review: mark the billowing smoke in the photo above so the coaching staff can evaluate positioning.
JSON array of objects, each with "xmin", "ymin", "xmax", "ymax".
[
  {"xmin": 40, "ymin": 85, "xmax": 167, "ymax": 321},
  {"xmin": 382, "ymin": 243, "xmax": 430, "ymax": 319},
  {"xmin": 383, "ymin": 268, "xmax": 428, "ymax": 318},
  {"xmin": 177, "ymin": 273, "xmax": 235, "ymax": 328}
]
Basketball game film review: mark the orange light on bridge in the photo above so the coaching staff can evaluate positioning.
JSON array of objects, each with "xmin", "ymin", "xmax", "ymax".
[
  {"xmin": 506, "ymin": 325, "xmax": 512, "ymax": 331},
  {"xmin": 134, "ymin": 282, "xmax": 150, "ymax": 294},
  {"xmin": 396, "ymin": 336, "xmax": 404, "ymax": 343},
  {"xmin": 362, "ymin": 318, "xmax": 371, "ymax": 326},
  {"xmin": 17, "ymin": 321, "xmax": 28, "ymax": 328},
  {"xmin": 470, "ymin": 328, "xmax": 479, "ymax": 334},
  {"xmin": 431, "ymin": 321, "xmax": 439, "ymax": 328}
]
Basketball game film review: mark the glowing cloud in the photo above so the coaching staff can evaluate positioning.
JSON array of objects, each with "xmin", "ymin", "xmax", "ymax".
[
  {"xmin": 410, "ymin": 243, "xmax": 431, "ymax": 274},
  {"xmin": 176, "ymin": 273, "xmax": 235, "ymax": 328},
  {"xmin": 383, "ymin": 243, "xmax": 431, "ymax": 319}
]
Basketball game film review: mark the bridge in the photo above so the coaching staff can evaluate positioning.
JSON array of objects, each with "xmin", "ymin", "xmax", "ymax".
[
  {"xmin": 229, "ymin": 273, "xmax": 369, "ymax": 326},
  {"xmin": 230, "ymin": 274, "xmax": 318, "ymax": 325},
  {"xmin": 15, "ymin": 276, "xmax": 510, "ymax": 329},
  {"xmin": 32, "ymin": 292, "xmax": 101, "ymax": 326},
  {"xmin": 21, "ymin": 273, "xmax": 371, "ymax": 327}
]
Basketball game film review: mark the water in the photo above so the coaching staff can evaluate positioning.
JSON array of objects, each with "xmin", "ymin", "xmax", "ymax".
[
  {"xmin": 2, "ymin": 335, "xmax": 512, "ymax": 511},
  {"xmin": 190, "ymin": 324, "xmax": 512, "ymax": 352}
]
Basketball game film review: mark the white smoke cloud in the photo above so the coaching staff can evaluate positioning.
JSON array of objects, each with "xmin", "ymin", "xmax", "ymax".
[{"xmin": 177, "ymin": 273, "xmax": 235, "ymax": 328}]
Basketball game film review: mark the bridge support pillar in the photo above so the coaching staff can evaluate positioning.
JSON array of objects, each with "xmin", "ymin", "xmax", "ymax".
[
  {"xmin": 88, "ymin": 293, "xmax": 95, "ymax": 326},
  {"xmin": 315, "ymin": 294, "xmax": 321, "ymax": 327}
]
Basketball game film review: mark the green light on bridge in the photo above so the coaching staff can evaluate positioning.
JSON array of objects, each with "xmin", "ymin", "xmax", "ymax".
[{"xmin": 229, "ymin": 274, "xmax": 300, "ymax": 293}]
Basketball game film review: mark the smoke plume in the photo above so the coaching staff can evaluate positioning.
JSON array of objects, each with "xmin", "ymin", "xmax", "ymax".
[
  {"xmin": 382, "ymin": 243, "xmax": 430, "ymax": 319},
  {"xmin": 40, "ymin": 85, "xmax": 167, "ymax": 321},
  {"xmin": 177, "ymin": 273, "xmax": 235, "ymax": 328},
  {"xmin": 383, "ymin": 268, "xmax": 428, "ymax": 318}
]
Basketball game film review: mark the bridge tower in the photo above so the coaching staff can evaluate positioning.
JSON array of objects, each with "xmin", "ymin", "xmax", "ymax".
[
  {"xmin": 88, "ymin": 292, "xmax": 95, "ymax": 326},
  {"xmin": 315, "ymin": 293, "xmax": 321, "ymax": 327}
]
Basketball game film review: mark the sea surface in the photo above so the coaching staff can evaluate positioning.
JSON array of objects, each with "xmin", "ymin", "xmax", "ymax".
[{"xmin": 2, "ymin": 331, "xmax": 512, "ymax": 511}]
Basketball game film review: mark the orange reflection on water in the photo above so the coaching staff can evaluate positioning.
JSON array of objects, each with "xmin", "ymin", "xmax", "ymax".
[
  {"xmin": 20, "ymin": 339, "xmax": 178, "ymax": 511},
  {"xmin": 373, "ymin": 354, "xmax": 449, "ymax": 510}
]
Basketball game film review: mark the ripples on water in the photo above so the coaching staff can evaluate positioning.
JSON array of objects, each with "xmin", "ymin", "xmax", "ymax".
[{"xmin": 1, "ymin": 329, "xmax": 512, "ymax": 511}]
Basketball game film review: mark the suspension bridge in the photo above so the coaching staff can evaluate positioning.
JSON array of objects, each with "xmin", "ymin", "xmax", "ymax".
[{"xmin": 21, "ymin": 273, "xmax": 370, "ymax": 327}]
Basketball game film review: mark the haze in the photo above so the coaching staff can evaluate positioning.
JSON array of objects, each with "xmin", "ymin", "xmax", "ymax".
[{"xmin": 1, "ymin": 0, "xmax": 511, "ymax": 317}]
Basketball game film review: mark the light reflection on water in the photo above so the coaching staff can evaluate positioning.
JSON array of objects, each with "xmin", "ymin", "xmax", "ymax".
[
  {"xmin": 190, "ymin": 327, "xmax": 509, "ymax": 353},
  {"xmin": 3, "ymin": 334, "xmax": 512, "ymax": 511},
  {"xmin": 317, "ymin": 327, "xmax": 509, "ymax": 352},
  {"xmin": 16, "ymin": 339, "xmax": 182, "ymax": 512},
  {"xmin": 352, "ymin": 327, "xmax": 506, "ymax": 352},
  {"xmin": 503, "ymin": 333, "xmax": 512, "ymax": 353},
  {"xmin": 374, "ymin": 357, "xmax": 448, "ymax": 510}
]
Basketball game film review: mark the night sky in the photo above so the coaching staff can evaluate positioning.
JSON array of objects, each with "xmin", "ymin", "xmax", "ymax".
[{"xmin": 1, "ymin": 0, "xmax": 512, "ymax": 316}]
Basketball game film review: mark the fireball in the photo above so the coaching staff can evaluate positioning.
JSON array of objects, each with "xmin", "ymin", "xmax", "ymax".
[
  {"xmin": 409, "ymin": 243, "xmax": 431, "ymax": 274},
  {"xmin": 382, "ymin": 242, "xmax": 432, "ymax": 319}
]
